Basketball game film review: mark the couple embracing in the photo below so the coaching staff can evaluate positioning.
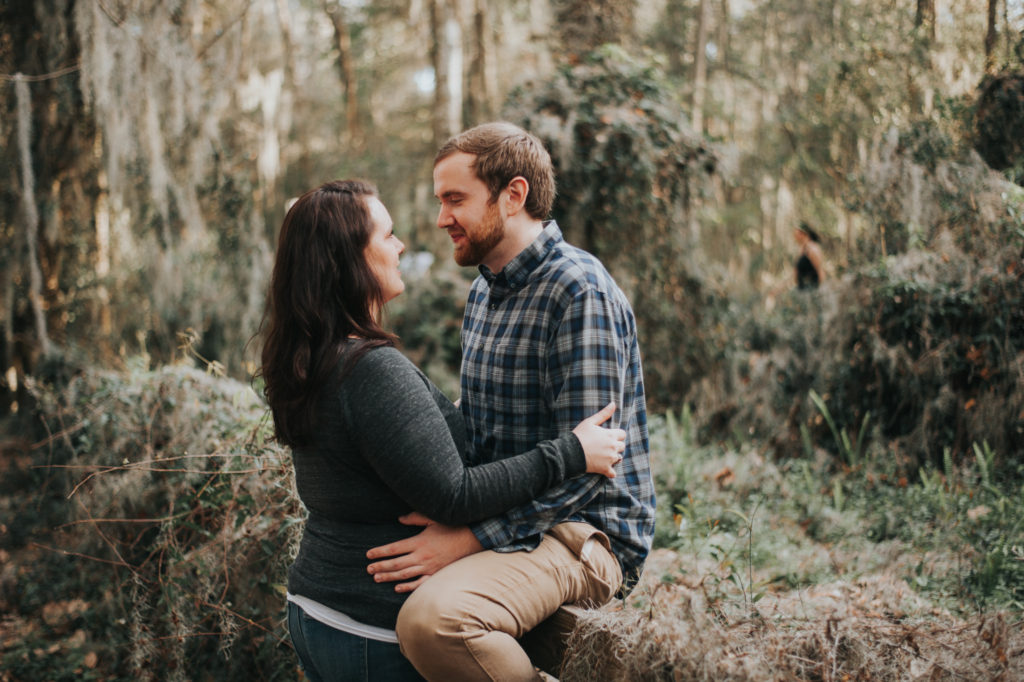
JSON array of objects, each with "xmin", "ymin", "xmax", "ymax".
[{"xmin": 258, "ymin": 122, "xmax": 655, "ymax": 681}]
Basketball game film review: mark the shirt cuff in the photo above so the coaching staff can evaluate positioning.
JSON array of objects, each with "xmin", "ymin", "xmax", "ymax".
[
  {"xmin": 561, "ymin": 432, "xmax": 587, "ymax": 477},
  {"xmin": 469, "ymin": 518, "xmax": 511, "ymax": 550}
]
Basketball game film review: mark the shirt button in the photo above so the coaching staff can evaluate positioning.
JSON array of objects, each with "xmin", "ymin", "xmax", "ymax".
[{"xmin": 489, "ymin": 303, "xmax": 497, "ymax": 310}]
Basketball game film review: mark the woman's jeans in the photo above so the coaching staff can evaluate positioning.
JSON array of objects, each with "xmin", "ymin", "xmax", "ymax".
[{"xmin": 287, "ymin": 601, "xmax": 424, "ymax": 682}]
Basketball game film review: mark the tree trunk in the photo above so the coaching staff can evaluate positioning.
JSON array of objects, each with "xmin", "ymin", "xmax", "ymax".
[
  {"xmin": 915, "ymin": 0, "xmax": 936, "ymax": 41},
  {"xmin": 756, "ymin": 1, "xmax": 776, "ymax": 254},
  {"xmin": 985, "ymin": 0, "xmax": 998, "ymax": 74},
  {"xmin": 325, "ymin": 1, "xmax": 362, "ymax": 145},
  {"xmin": 277, "ymin": 0, "xmax": 296, "ymax": 84},
  {"xmin": 465, "ymin": 0, "xmax": 494, "ymax": 125},
  {"xmin": 2, "ymin": 243, "xmax": 14, "ymax": 412},
  {"xmin": 692, "ymin": 0, "xmax": 709, "ymax": 134},
  {"xmin": 430, "ymin": 0, "xmax": 462, "ymax": 147},
  {"xmin": 94, "ymin": 170, "xmax": 113, "ymax": 348},
  {"xmin": 717, "ymin": 0, "xmax": 733, "ymax": 139},
  {"xmin": 1004, "ymin": 0, "xmax": 1012, "ymax": 65},
  {"xmin": 15, "ymin": 75, "xmax": 53, "ymax": 359},
  {"xmin": 664, "ymin": 1, "xmax": 686, "ymax": 75}
]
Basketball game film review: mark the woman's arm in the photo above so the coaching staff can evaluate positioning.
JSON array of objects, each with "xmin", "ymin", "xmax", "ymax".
[{"xmin": 341, "ymin": 347, "xmax": 619, "ymax": 526}]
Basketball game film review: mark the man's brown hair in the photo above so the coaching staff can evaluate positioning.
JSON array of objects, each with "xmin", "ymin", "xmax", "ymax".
[{"xmin": 435, "ymin": 122, "xmax": 556, "ymax": 220}]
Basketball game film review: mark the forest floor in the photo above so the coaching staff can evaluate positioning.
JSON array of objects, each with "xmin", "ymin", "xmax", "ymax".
[
  {"xmin": 561, "ymin": 545, "xmax": 1022, "ymax": 681},
  {"xmin": 555, "ymin": 416, "xmax": 1024, "ymax": 680},
  {"xmin": 0, "ymin": 433, "xmax": 116, "ymax": 681}
]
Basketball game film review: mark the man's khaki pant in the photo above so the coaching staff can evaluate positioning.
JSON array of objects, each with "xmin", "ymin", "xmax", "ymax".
[{"xmin": 395, "ymin": 522, "xmax": 622, "ymax": 682}]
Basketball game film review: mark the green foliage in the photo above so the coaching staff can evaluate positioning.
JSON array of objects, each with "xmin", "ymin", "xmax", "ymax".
[
  {"xmin": 650, "ymin": 411, "xmax": 839, "ymax": 606},
  {"xmin": 848, "ymin": 89, "xmax": 1016, "ymax": 260},
  {"xmin": 834, "ymin": 248, "xmax": 1024, "ymax": 468},
  {"xmin": 551, "ymin": 0, "xmax": 638, "ymax": 55},
  {"xmin": 878, "ymin": 442, "xmax": 1024, "ymax": 609},
  {"xmin": 731, "ymin": 240, "xmax": 1023, "ymax": 472},
  {"xmin": 648, "ymin": 406, "xmax": 701, "ymax": 550},
  {"xmin": 975, "ymin": 72, "xmax": 1024, "ymax": 184},
  {"xmin": 649, "ymin": 409, "xmax": 1024, "ymax": 616},
  {"xmin": 3, "ymin": 361, "xmax": 300, "ymax": 681},
  {"xmin": 900, "ymin": 119, "xmax": 956, "ymax": 171},
  {"xmin": 808, "ymin": 389, "xmax": 870, "ymax": 468}
]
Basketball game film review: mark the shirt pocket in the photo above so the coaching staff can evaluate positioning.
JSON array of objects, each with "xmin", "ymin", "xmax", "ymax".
[{"xmin": 486, "ymin": 338, "xmax": 546, "ymax": 416}]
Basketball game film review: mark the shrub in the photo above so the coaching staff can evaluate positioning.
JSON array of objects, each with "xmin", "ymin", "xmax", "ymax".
[
  {"xmin": 3, "ymin": 360, "xmax": 300, "ymax": 681},
  {"xmin": 975, "ymin": 72, "xmax": 1024, "ymax": 184}
]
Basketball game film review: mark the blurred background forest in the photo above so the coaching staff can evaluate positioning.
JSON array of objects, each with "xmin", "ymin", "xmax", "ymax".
[{"xmin": 2, "ymin": 0, "xmax": 1023, "ymax": 679}]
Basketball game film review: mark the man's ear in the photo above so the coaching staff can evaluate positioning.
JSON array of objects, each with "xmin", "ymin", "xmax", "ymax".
[{"xmin": 503, "ymin": 176, "xmax": 530, "ymax": 216}]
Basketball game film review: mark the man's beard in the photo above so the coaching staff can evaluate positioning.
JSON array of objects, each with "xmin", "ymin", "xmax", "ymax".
[{"xmin": 454, "ymin": 202, "xmax": 505, "ymax": 267}]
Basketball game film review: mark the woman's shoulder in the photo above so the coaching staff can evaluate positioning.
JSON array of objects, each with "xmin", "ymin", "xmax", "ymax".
[
  {"xmin": 344, "ymin": 344, "xmax": 411, "ymax": 375},
  {"xmin": 343, "ymin": 344, "xmax": 425, "ymax": 392},
  {"xmin": 350, "ymin": 343, "xmax": 409, "ymax": 366}
]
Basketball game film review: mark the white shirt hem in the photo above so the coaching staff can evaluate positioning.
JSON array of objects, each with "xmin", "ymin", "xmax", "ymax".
[{"xmin": 287, "ymin": 592, "xmax": 399, "ymax": 644}]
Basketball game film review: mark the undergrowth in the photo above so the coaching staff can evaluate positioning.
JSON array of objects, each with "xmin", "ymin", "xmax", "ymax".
[
  {"xmin": 624, "ymin": 405, "xmax": 1023, "ymax": 680},
  {"xmin": 652, "ymin": 402, "xmax": 1024, "ymax": 616},
  {"xmin": 1, "ymin": 359, "xmax": 300, "ymax": 681}
]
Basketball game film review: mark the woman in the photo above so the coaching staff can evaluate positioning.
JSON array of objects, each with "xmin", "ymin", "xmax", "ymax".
[
  {"xmin": 794, "ymin": 221, "xmax": 826, "ymax": 289},
  {"xmin": 258, "ymin": 180, "xmax": 625, "ymax": 681}
]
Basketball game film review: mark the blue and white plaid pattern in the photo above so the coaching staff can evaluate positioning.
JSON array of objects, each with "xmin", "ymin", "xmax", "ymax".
[{"xmin": 462, "ymin": 222, "xmax": 655, "ymax": 582}]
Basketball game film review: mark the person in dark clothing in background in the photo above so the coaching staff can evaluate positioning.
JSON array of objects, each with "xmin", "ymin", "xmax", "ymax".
[
  {"xmin": 794, "ymin": 221, "xmax": 826, "ymax": 289},
  {"xmin": 256, "ymin": 179, "xmax": 626, "ymax": 682}
]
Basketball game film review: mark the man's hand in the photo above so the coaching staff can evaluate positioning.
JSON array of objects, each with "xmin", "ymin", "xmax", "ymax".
[{"xmin": 366, "ymin": 512, "xmax": 484, "ymax": 593}]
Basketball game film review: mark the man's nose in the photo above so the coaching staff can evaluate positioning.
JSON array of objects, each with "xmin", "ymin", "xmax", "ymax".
[{"xmin": 437, "ymin": 206, "xmax": 453, "ymax": 229}]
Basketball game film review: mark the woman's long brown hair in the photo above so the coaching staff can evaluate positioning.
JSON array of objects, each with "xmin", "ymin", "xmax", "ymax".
[{"xmin": 257, "ymin": 180, "xmax": 396, "ymax": 447}]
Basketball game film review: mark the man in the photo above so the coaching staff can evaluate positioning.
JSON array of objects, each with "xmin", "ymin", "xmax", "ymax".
[{"xmin": 366, "ymin": 122, "xmax": 655, "ymax": 681}]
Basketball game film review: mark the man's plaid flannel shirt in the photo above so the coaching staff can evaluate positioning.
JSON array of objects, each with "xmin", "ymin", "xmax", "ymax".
[{"xmin": 461, "ymin": 222, "xmax": 655, "ymax": 583}]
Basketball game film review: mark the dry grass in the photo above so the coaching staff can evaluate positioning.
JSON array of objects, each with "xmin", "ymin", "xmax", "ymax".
[{"xmin": 561, "ymin": 550, "xmax": 1023, "ymax": 681}]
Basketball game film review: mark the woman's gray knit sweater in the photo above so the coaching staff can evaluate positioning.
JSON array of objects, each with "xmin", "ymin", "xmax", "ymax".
[{"xmin": 287, "ymin": 344, "xmax": 586, "ymax": 629}]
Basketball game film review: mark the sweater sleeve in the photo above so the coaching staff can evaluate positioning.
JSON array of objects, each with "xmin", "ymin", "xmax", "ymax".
[{"xmin": 339, "ymin": 347, "xmax": 586, "ymax": 525}]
